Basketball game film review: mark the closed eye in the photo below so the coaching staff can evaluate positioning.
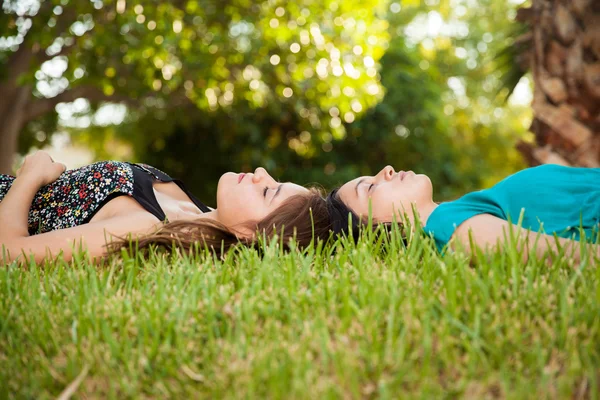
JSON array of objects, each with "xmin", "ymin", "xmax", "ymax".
[
  {"xmin": 368, "ymin": 183, "xmax": 374, "ymax": 192},
  {"xmin": 263, "ymin": 187, "xmax": 268, "ymax": 197}
]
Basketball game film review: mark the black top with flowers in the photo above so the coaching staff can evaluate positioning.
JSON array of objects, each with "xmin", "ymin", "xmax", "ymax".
[{"xmin": 0, "ymin": 161, "xmax": 211, "ymax": 235}]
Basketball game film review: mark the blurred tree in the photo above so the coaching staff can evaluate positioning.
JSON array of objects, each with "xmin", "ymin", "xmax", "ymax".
[
  {"xmin": 4, "ymin": 0, "xmax": 534, "ymax": 202},
  {"xmin": 87, "ymin": 30, "xmax": 452, "ymax": 201},
  {"xmin": 419, "ymin": 0, "xmax": 532, "ymax": 190},
  {"xmin": 98, "ymin": 0, "xmax": 529, "ymax": 201},
  {"xmin": 0, "ymin": 0, "xmax": 390, "ymax": 174},
  {"xmin": 513, "ymin": 0, "xmax": 600, "ymax": 167}
]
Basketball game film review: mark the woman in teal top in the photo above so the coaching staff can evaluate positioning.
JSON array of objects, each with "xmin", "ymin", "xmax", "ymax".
[
  {"xmin": 326, "ymin": 164, "xmax": 600, "ymax": 263},
  {"xmin": 423, "ymin": 164, "xmax": 600, "ymax": 253}
]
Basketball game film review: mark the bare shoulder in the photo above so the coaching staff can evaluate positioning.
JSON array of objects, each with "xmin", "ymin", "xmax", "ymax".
[{"xmin": 450, "ymin": 213, "xmax": 515, "ymax": 252}]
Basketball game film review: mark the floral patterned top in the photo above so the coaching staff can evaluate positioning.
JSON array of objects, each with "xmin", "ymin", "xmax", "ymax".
[{"xmin": 0, "ymin": 161, "xmax": 210, "ymax": 235}]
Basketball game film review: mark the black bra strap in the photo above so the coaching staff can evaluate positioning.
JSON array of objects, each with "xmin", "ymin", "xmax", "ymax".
[
  {"xmin": 127, "ymin": 163, "xmax": 212, "ymax": 221},
  {"xmin": 171, "ymin": 179, "xmax": 212, "ymax": 213},
  {"xmin": 129, "ymin": 165, "xmax": 167, "ymax": 221}
]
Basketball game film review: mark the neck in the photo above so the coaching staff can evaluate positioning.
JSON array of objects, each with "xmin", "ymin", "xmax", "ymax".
[
  {"xmin": 418, "ymin": 201, "xmax": 439, "ymax": 226},
  {"xmin": 398, "ymin": 201, "xmax": 438, "ymax": 228},
  {"xmin": 169, "ymin": 208, "xmax": 220, "ymax": 224}
]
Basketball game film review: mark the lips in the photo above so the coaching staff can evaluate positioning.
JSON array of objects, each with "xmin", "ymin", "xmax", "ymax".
[
  {"xmin": 400, "ymin": 171, "xmax": 413, "ymax": 181},
  {"xmin": 238, "ymin": 173, "xmax": 246, "ymax": 183}
]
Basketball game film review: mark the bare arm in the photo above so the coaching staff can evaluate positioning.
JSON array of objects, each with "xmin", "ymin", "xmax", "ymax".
[
  {"xmin": 0, "ymin": 176, "xmax": 41, "ymax": 240},
  {"xmin": 0, "ymin": 151, "xmax": 66, "ymax": 241},
  {"xmin": 1, "ymin": 212, "xmax": 160, "ymax": 265},
  {"xmin": 450, "ymin": 213, "xmax": 600, "ymax": 266}
]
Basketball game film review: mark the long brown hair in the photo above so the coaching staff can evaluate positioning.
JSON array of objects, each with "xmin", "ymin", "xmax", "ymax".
[{"xmin": 106, "ymin": 188, "xmax": 331, "ymax": 256}]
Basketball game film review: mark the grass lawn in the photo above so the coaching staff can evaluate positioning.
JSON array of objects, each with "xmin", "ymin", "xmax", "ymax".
[{"xmin": 1, "ymin": 229, "xmax": 599, "ymax": 399}]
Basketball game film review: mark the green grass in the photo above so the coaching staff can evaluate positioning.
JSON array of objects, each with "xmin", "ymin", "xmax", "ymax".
[{"xmin": 1, "ymin": 228, "xmax": 599, "ymax": 399}]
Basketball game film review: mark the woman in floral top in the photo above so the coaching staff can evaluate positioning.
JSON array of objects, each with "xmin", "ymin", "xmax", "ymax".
[{"xmin": 0, "ymin": 151, "xmax": 331, "ymax": 264}]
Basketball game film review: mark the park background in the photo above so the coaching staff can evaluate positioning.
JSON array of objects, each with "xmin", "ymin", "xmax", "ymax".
[{"xmin": 1, "ymin": 0, "xmax": 545, "ymax": 203}]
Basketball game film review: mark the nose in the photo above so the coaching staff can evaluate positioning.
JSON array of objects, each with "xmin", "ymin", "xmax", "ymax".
[
  {"xmin": 376, "ymin": 165, "xmax": 396, "ymax": 182},
  {"xmin": 252, "ymin": 167, "xmax": 275, "ymax": 184}
]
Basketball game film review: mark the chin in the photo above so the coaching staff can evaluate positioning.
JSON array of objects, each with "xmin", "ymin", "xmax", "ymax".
[
  {"xmin": 416, "ymin": 173, "xmax": 431, "ymax": 185},
  {"xmin": 218, "ymin": 172, "xmax": 236, "ymax": 186},
  {"xmin": 216, "ymin": 173, "xmax": 235, "ymax": 200}
]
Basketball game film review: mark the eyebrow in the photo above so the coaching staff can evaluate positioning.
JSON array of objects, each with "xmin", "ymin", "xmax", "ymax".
[
  {"xmin": 355, "ymin": 178, "xmax": 365, "ymax": 197},
  {"xmin": 271, "ymin": 183, "xmax": 284, "ymax": 204}
]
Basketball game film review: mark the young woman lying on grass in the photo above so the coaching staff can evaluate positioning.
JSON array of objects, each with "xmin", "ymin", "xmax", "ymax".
[
  {"xmin": 0, "ymin": 151, "xmax": 330, "ymax": 264},
  {"xmin": 326, "ymin": 165, "xmax": 600, "ymax": 265}
]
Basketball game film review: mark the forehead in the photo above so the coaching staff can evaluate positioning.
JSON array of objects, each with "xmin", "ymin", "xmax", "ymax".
[
  {"xmin": 338, "ymin": 176, "xmax": 362, "ymax": 198},
  {"xmin": 284, "ymin": 182, "xmax": 309, "ymax": 197},
  {"xmin": 337, "ymin": 177, "xmax": 365, "ymax": 212}
]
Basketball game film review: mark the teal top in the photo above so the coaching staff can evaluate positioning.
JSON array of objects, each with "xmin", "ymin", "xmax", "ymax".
[{"xmin": 422, "ymin": 164, "xmax": 600, "ymax": 253}]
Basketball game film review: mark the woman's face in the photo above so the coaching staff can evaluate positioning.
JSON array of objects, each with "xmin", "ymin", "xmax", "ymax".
[
  {"xmin": 336, "ymin": 165, "xmax": 433, "ymax": 223},
  {"xmin": 216, "ymin": 167, "xmax": 309, "ymax": 236}
]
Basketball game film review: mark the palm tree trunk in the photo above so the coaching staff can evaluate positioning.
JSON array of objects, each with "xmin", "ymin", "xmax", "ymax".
[{"xmin": 516, "ymin": 0, "xmax": 600, "ymax": 167}]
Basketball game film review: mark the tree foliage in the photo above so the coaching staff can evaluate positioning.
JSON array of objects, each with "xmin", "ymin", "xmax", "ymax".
[
  {"xmin": 1, "ymin": 0, "xmax": 390, "ymax": 171},
  {"xmin": 88, "ymin": 0, "xmax": 529, "ymax": 201},
  {"xmin": 2, "ymin": 0, "xmax": 531, "ymax": 201}
]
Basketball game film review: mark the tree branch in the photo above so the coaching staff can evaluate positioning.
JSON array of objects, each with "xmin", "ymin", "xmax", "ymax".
[
  {"xmin": 35, "ymin": 5, "xmax": 82, "ymax": 64},
  {"xmin": 7, "ymin": 0, "xmax": 56, "ymax": 78},
  {"xmin": 6, "ymin": 39, "xmax": 34, "ymax": 82},
  {"xmin": 25, "ymin": 85, "xmax": 144, "ymax": 121},
  {"xmin": 36, "ymin": 42, "xmax": 77, "ymax": 64}
]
